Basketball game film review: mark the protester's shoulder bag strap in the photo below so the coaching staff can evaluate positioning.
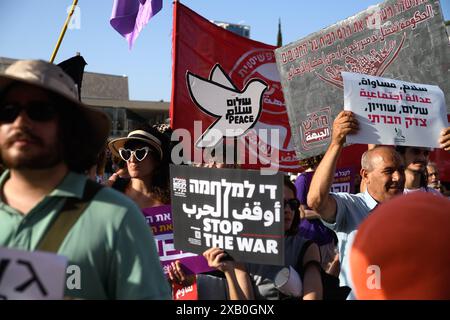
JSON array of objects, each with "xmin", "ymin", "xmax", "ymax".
[{"xmin": 36, "ymin": 179, "xmax": 103, "ymax": 253}]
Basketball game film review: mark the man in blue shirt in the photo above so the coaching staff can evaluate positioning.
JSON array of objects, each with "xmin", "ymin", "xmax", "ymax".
[{"xmin": 307, "ymin": 110, "xmax": 406, "ymax": 298}]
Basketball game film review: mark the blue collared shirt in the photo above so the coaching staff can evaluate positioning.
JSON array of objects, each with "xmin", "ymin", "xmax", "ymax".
[{"xmin": 321, "ymin": 191, "xmax": 378, "ymax": 298}]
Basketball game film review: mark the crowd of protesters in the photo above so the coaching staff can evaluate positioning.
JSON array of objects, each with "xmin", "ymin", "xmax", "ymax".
[{"xmin": 1, "ymin": 60, "xmax": 450, "ymax": 300}]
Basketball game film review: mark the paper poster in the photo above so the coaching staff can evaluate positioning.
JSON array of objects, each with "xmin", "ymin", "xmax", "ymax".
[
  {"xmin": 343, "ymin": 72, "xmax": 448, "ymax": 147},
  {"xmin": 0, "ymin": 247, "xmax": 67, "ymax": 300}
]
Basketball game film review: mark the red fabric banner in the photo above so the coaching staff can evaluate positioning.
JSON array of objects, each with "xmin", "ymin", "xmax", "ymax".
[{"xmin": 170, "ymin": 2, "xmax": 301, "ymax": 172}]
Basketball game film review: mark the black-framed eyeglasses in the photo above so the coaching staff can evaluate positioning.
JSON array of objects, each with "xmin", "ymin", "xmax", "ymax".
[
  {"xmin": 0, "ymin": 103, "xmax": 59, "ymax": 123},
  {"xmin": 284, "ymin": 198, "xmax": 300, "ymax": 211},
  {"xmin": 119, "ymin": 147, "xmax": 150, "ymax": 162}
]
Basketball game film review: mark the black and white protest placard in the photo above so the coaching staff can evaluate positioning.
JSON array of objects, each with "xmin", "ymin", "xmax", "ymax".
[
  {"xmin": 343, "ymin": 72, "xmax": 448, "ymax": 147},
  {"xmin": 0, "ymin": 247, "xmax": 67, "ymax": 300},
  {"xmin": 170, "ymin": 165, "xmax": 284, "ymax": 266},
  {"xmin": 275, "ymin": 0, "xmax": 450, "ymax": 159}
]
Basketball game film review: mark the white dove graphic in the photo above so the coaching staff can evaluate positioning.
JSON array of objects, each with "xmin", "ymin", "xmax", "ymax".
[{"xmin": 187, "ymin": 64, "xmax": 267, "ymax": 148}]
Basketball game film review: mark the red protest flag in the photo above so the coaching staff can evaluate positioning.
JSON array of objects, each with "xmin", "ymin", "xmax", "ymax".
[{"xmin": 170, "ymin": 2, "xmax": 301, "ymax": 172}]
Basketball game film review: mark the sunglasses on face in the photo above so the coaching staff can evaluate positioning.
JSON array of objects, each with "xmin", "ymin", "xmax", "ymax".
[
  {"xmin": 284, "ymin": 198, "xmax": 300, "ymax": 211},
  {"xmin": 119, "ymin": 147, "xmax": 151, "ymax": 162},
  {"xmin": 0, "ymin": 103, "xmax": 58, "ymax": 123}
]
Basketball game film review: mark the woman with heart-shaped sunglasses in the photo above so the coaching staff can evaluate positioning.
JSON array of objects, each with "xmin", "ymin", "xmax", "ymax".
[{"xmin": 107, "ymin": 126, "xmax": 171, "ymax": 208}]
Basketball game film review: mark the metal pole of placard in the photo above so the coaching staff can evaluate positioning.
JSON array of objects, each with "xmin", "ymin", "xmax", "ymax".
[{"xmin": 50, "ymin": 0, "xmax": 79, "ymax": 63}]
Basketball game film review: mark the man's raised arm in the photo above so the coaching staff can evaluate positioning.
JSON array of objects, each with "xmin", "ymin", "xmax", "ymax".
[{"xmin": 307, "ymin": 111, "xmax": 359, "ymax": 223}]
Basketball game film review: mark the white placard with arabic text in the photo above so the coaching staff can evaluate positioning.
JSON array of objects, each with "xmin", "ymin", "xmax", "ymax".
[{"xmin": 343, "ymin": 72, "xmax": 448, "ymax": 148}]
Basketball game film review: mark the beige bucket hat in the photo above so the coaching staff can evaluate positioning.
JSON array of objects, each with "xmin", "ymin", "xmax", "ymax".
[{"xmin": 0, "ymin": 59, "xmax": 110, "ymax": 151}]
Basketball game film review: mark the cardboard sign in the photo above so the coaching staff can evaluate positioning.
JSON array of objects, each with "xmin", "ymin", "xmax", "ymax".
[
  {"xmin": 343, "ymin": 72, "xmax": 448, "ymax": 147},
  {"xmin": 170, "ymin": 165, "xmax": 284, "ymax": 266},
  {"xmin": 142, "ymin": 205, "xmax": 212, "ymax": 275},
  {"xmin": 0, "ymin": 247, "xmax": 67, "ymax": 300},
  {"xmin": 275, "ymin": 0, "xmax": 450, "ymax": 159}
]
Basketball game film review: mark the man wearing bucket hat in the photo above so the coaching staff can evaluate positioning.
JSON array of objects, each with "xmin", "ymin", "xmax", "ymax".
[{"xmin": 0, "ymin": 60, "xmax": 170, "ymax": 299}]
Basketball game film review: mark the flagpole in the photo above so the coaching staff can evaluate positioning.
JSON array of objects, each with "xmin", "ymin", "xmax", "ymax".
[{"xmin": 50, "ymin": 0, "xmax": 79, "ymax": 63}]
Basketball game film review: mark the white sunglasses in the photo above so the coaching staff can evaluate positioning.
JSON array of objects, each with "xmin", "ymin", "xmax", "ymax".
[{"xmin": 119, "ymin": 147, "xmax": 150, "ymax": 162}]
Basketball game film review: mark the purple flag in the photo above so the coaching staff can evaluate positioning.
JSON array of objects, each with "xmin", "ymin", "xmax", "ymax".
[{"xmin": 110, "ymin": 0, "xmax": 163, "ymax": 49}]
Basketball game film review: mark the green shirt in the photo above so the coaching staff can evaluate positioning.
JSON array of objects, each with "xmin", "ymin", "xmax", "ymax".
[{"xmin": 0, "ymin": 170, "xmax": 171, "ymax": 300}]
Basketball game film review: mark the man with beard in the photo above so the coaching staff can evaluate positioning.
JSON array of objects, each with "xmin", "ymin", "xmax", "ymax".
[
  {"xmin": 307, "ymin": 111, "xmax": 406, "ymax": 299},
  {"xmin": 395, "ymin": 146, "xmax": 441, "ymax": 195},
  {"xmin": 0, "ymin": 60, "xmax": 170, "ymax": 300}
]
